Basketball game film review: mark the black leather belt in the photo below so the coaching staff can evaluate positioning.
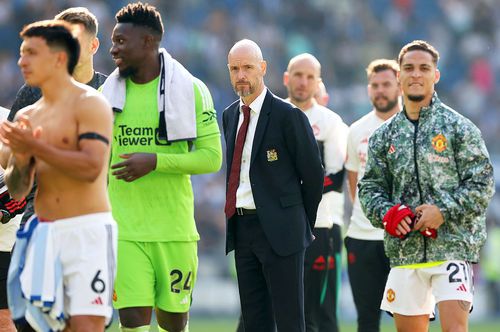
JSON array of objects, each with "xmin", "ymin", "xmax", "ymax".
[{"xmin": 236, "ymin": 208, "xmax": 257, "ymax": 215}]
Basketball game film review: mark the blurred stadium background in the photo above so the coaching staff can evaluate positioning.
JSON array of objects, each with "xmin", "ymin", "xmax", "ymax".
[{"xmin": 1, "ymin": 0, "xmax": 499, "ymax": 330}]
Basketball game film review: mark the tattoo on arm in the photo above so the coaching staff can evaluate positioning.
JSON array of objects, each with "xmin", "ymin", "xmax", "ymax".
[{"xmin": 4, "ymin": 155, "xmax": 36, "ymax": 199}]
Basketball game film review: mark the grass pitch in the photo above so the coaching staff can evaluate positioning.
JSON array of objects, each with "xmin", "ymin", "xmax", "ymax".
[{"xmin": 108, "ymin": 316, "xmax": 500, "ymax": 331}]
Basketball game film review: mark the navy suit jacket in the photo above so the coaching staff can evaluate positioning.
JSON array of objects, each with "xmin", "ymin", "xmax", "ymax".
[{"xmin": 223, "ymin": 89, "xmax": 324, "ymax": 256}]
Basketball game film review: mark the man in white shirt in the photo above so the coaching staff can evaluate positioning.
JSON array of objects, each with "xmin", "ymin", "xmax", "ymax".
[
  {"xmin": 344, "ymin": 59, "xmax": 401, "ymax": 332},
  {"xmin": 284, "ymin": 53, "xmax": 348, "ymax": 332}
]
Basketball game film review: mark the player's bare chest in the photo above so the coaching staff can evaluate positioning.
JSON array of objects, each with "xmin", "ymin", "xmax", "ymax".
[{"xmin": 32, "ymin": 108, "xmax": 78, "ymax": 147}]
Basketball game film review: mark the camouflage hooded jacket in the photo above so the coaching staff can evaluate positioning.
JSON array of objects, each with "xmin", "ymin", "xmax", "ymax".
[{"xmin": 358, "ymin": 94, "xmax": 495, "ymax": 267}]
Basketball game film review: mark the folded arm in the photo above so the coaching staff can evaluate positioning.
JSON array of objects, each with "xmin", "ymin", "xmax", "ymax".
[{"xmin": 156, "ymin": 133, "xmax": 222, "ymax": 174}]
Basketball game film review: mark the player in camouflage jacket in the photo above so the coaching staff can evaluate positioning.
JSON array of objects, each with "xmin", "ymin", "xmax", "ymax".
[{"xmin": 358, "ymin": 92, "xmax": 494, "ymax": 267}]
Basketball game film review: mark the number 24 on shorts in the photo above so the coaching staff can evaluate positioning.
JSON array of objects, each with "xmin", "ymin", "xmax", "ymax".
[{"xmin": 170, "ymin": 269, "xmax": 192, "ymax": 293}]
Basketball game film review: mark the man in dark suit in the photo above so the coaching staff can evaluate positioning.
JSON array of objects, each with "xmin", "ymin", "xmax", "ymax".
[{"xmin": 223, "ymin": 39, "xmax": 324, "ymax": 332}]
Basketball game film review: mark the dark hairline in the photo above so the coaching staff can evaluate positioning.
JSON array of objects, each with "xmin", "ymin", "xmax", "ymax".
[{"xmin": 398, "ymin": 41, "xmax": 439, "ymax": 66}]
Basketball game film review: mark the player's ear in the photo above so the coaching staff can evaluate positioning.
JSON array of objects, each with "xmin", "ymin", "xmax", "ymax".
[
  {"xmin": 261, "ymin": 60, "xmax": 267, "ymax": 76},
  {"xmin": 283, "ymin": 71, "xmax": 289, "ymax": 86},
  {"xmin": 56, "ymin": 50, "xmax": 68, "ymax": 71},
  {"xmin": 91, "ymin": 37, "xmax": 99, "ymax": 55},
  {"xmin": 143, "ymin": 33, "xmax": 158, "ymax": 50},
  {"xmin": 434, "ymin": 68, "xmax": 440, "ymax": 84}
]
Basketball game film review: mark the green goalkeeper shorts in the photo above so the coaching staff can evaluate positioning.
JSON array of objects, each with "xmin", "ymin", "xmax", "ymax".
[{"xmin": 113, "ymin": 240, "xmax": 198, "ymax": 312}]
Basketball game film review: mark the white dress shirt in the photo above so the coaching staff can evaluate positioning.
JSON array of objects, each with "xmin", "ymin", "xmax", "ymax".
[{"xmin": 235, "ymin": 87, "xmax": 268, "ymax": 209}]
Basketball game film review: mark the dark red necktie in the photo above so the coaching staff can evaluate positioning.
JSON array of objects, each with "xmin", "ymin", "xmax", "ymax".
[{"xmin": 225, "ymin": 105, "xmax": 251, "ymax": 218}]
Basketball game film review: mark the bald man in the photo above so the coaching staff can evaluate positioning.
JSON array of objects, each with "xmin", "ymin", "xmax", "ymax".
[
  {"xmin": 223, "ymin": 39, "xmax": 324, "ymax": 332},
  {"xmin": 284, "ymin": 53, "xmax": 348, "ymax": 332}
]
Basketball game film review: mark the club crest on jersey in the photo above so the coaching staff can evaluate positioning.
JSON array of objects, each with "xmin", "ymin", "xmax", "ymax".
[
  {"xmin": 388, "ymin": 144, "xmax": 396, "ymax": 154},
  {"xmin": 387, "ymin": 288, "xmax": 395, "ymax": 302},
  {"xmin": 432, "ymin": 134, "xmax": 447, "ymax": 153},
  {"xmin": 267, "ymin": 149, "xmax": 278, "ymax": 162}
]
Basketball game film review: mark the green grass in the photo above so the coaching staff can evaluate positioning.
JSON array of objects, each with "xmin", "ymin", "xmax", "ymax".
[{"xmin": 107, "ymin": 317, "xmax": 500, "ymax": 332}]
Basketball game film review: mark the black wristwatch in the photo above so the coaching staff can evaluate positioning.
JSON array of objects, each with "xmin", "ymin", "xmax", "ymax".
[{"xmin": 0, "ymin": 209, "xmax": 12, "ymax": 224}]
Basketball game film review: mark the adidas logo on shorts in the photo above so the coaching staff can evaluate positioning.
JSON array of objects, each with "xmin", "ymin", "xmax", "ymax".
[
  {"xmin": 92, "ymin": 296, "xmax": 103, "ymax": 305},
  {"xmin": 456, "ymin": 284, "xmax": 468, "ymax": 292}
]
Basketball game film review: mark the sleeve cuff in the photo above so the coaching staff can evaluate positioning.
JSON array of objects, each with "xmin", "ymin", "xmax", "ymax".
[{"xmin": 155, "ymin": 153, "xmax": 169, "ymax": 172}]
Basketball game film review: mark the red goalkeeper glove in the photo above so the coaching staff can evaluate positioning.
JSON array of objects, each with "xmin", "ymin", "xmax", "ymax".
[
  {"xmin": 383, "ymin": 204, "xmax": 415, "ymax": 239},
  {"xmin": 420, "ymin": 228, "xmax": 438, "ymax": 239},
  {"xmin": 414, "ymin": 211, "xmax": 438, "ymax": 239}
]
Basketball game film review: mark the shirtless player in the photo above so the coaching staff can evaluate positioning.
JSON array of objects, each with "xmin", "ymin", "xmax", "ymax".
[{"xmin": 0, "ymin": 20, "xmax": 116, "ymax": 332}]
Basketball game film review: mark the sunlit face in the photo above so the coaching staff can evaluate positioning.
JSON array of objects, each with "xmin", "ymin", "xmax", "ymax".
[
  {"xmin": 284, "ymin": 58, "xmax": 320, "ymax": 104},
  {"xmin": 227, "ymin": 47, "xmax": 266, "ymax": 99},
  {"xmin": 18, "ymin": 36, "xmax": 59, "ymax": 87},
  {"xmin": 110, "ymin": 23, "xmax": 147, "ymax": 78},
  {"xmin": 398, "ymin": 50, "xmax": 440, "ymax": 102},
  {"xmin": 71, "ymin": 23, "xmax": 97, "ymax": 69},
  {"xmin": 367, "ymin": 69, "xmax": 400, "ymax": 113}
]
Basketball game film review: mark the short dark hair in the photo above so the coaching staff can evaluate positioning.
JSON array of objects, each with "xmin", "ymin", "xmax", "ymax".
[
  {"xmin": 366, "ymin": 59, "xmax": 399, "ymax": 81},
  {"xmin": 116, "ymin": 2, "xmax": 163, "ymax": 38},
  {"xmin": 398, "ymin": 40, "xmax": 440, "ymax": 66},
  {"xmin": 20, "ymin": 20, "xmax": 80, "ymax": 75},
  {"xmin": 55, "ymin": 7, "xmax": 98, "ymax": 37}
]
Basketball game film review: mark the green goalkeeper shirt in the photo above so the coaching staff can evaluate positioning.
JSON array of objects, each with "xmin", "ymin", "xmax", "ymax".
[{"xmin": 108, "ymin": 76, "xmax": 222, "ymax": 242}]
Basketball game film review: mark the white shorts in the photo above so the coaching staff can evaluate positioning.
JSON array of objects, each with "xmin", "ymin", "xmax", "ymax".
[
  {"xmin": 27, "ymin": 212, "xmax": 117, "ymax": 319},
  {"xmin": 380, "ymin": 260, "xmax": 474, "ymax": 316}
]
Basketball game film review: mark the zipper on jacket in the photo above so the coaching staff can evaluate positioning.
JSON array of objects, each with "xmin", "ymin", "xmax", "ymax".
[{"xmin": 412, "ymin": 120, "xmax": 427, "ymax": 263}]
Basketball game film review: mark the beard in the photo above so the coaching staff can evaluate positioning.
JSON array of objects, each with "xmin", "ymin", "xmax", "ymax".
[
  {"xmin": 407, "ymin": 94, "xmax": 425, "ymax": 102},
  {"xmin": 233, "ymin": 82, "xmax": 253, "ymax": 97},
  {"xmin": 373, "ymin": 96, "xmax": 399, "ymax": 113},
  {"xmin": 290, "ymin": 91, "xmax": 311, "ymax": 104},
  {"xmin": 234, "ymin": 87, "xmax": 252, "ymax": 97}
]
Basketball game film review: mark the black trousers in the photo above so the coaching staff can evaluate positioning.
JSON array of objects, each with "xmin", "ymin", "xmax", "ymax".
[
  {"xmin": 344, "ymin": 237, "xmax": 390, "ymax": 332},
  {"xmin": 304, "ymin": 225, "xmax": 341, "ymax": 332},
  {"xmin": 0, "ymin": 251, "xmax": 11, "ymax": 309},
  {"xmin": 234, "ymin": 214, "xmax": 305, "ymax": 332}
]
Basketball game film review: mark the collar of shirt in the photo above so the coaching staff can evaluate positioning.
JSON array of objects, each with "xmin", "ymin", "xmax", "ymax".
[{"xmin": 239, "ymin": 87, "xmax": 267, "ymax": 115}]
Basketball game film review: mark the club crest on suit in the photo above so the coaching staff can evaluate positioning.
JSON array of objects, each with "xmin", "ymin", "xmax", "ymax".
[{"xmin": 266, "ymin": 149, "xmax": 278, "ymax": 162}]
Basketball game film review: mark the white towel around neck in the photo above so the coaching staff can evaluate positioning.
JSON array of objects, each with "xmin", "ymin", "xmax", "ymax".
[{"xmin": 101, "ymin": 48, "xmax": 196, "ymax": 142}]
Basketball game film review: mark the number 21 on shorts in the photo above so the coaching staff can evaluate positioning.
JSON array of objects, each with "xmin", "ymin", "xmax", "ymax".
[{"xmin": 446, "ymin": 261, "xmax": 473, "ymax": 291}]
